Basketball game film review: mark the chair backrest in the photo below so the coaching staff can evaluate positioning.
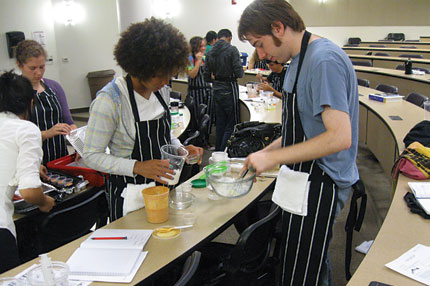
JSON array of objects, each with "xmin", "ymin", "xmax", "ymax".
[
  {"xmin": 226, "ymin": 204, "xmax": 281, "ymax": 275},
  {"xmin": 170, "ymin": 91, "xmax": 182, "ymax": 100},
  {"xmin": 39, "ymin": 190, "xmax": 108, "ymax": 253},
  {"xmin": 399, "ymin": 54, "xmax": 424, "ymax": 59},
  {"xmin": 374, "ymin": 52, "xmax": 390, "ymax": 56},
  {"xmin": 375, "ymin": 83, "xmax": 398, "ymax": 94},
  {"xmin": 386, "ymin": 33, "xmax": 405, "ymax": 41},
  {"xmin": 400, "ymin": 46, "xmax": 417, "ymax": 49},
  {"xmin": 173, "ymin": 251, "xmax": 201, "ymax": 286},
  {"xmin": 197, "ymin": 103, "xmax": 207, "ymax": 126},
  {"xmin": 184, "ymin": 95, "xmax": 197, "ymax": 131},
  {"xmin": 357, "ymin": 78, "xmax": 370, "ymax": 87},
  {"xmin": 347, "ymin": 37, "xmax": 361, "ymax": 45},
  {"xmin": 395, "ymin": 64, "xmax": 405, "ymax": 71},
  {"xmin": 369, "ymin": 44, "xmax": 386, "ymax": 48},
  {"xmin": 406, "ymin": 92, "xmax": 427, "ymax": 108},
  {"xmin": 351, "ymin": 60, "xmax": 372, "ymax": 67}
]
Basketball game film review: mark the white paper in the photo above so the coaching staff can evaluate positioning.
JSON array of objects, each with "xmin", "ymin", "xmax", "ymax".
[
  {"xmin": 408, "ymin": 182, "xmax": 430, "ymax": 199},
  {"xmin": 385, "ymin": 244, "xmax": 430, "ymax": 285},
  {"xmin": 81, "ymin": 229, "xmax": 152, "ymax": 250}
]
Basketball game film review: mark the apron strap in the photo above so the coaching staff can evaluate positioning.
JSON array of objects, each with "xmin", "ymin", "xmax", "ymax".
[
  {"xmin": 126, "ymin": 75, "xmax": 170, "ymax": 123},
  {"xmin": 292, "ymin": 30, "xmax": 312, "ymax": 94},
  {"xmin": 344, "ymin": 179, "xmax": 367, "ymax": 280}
]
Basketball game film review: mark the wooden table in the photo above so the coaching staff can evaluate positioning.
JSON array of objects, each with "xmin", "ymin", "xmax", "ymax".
[
  {"xmin": 343, "ymin": 46, "xmax": 430, "ymax": 59},
  {"xmin": 348, "ymin": 54, "xmax": 430, "ymax": 70},
  {"xmin": 358, "ymin": 41, "xmax": 430, "ymax": 49},
  {"xmin": 354, "ymin": 66, "xmax": 430, "ymax": 100}
]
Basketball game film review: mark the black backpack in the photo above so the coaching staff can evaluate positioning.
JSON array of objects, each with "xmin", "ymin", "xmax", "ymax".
[{"xmin": 226, "ymin": 121, "xmax": 281, "ymax": 158}]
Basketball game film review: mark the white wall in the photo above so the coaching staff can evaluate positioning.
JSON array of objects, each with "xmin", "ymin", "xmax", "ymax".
[
  {"xmin": 1, "ymin": 0, "xmax": 429, "ymax": 109},
  {"xmin": 51, "ymin": 0, "xmax": 121, "ymax": 109},
  {"xmin": 0, "ymin": 0, "xmax": 60, "ymax": 80}
]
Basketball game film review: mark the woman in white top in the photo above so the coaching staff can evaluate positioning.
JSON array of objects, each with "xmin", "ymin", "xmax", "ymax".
[{"xmin": 0, "ymin": 71, "xmax": 55, "ymax": 273}]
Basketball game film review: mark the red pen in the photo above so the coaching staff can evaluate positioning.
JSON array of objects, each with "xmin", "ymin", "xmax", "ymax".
[{"xmin": 91, "ymin": 236, "xmax": 128, "ymax": 240}]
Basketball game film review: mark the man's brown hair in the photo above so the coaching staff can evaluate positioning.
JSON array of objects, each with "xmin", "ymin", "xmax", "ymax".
[{"xmin": 238, "ymin": 0, "xmax": 305, "ymax": 42}]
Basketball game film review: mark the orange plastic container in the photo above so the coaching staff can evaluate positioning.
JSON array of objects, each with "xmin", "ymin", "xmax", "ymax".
[{"xmin": 47, "ymin": 154, "xmax": 106, "ymax": 187}]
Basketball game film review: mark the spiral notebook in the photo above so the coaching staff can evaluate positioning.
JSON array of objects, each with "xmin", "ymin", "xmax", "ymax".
[{"xmin": 66, "ymin": 229, "xmax": 151, "ymax": 282}]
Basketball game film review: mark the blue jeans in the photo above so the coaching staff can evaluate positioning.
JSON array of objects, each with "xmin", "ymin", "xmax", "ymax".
[{"xmin": 214, "ymin": 87, "xmax": 235, "ymax": 151}]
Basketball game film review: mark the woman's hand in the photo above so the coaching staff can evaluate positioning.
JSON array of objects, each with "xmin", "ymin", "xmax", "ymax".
[
  {"xmin": 42, "ymin": 123, "xmax": 73, "ymax": 140},
  {"xmin": 195, "ymin": 52, "xmax": 204, "ymax": 63},
  {"xmin": 133, "ymin": 159, "xmax": 175, "ymax": 185},
  {"xmin": 39, "ymin": 165, "xmax": 48, "ymax": 181},
  {"xmin": 184, "ymin": 145, "xmax": 204, "ymax": 165}
]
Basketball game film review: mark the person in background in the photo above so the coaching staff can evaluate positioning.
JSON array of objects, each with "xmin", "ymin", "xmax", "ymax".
[
  {"xmin": 16, "ymin": 40, "xmax": 77, "ymax": 165},
  {"xmin": 247, "ymin": 48, "xmax": 270, "ymax": 70},
  {"xmin": 205, "ymin": 31, "xmax": 218, "ymax": 54},
  {"xmin": 204, "ymin": 29, "xmax": 244, "ymax": 151},
  {"xmin": 187, "ymin": 36, "xmax": 214, "ymax": 149},
  {"xmin": 256, "ymin": 60, "xmax": 287, "ymax": 98},
  {"xmin": 83, "ymin": 18, "xmax": 203, "ymax": 221},
  {"xmin": 0, "ymin": 71, "xmax": 55, "ymax": 273},
  {"xmin": 239, "ymin": 0, "xmax": 359, "ymax": 285}
]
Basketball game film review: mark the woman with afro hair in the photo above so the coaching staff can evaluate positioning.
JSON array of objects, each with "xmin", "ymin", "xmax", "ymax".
[{"xmin": 83, "ymin": 18, "xmax": 203, "ymax": 221}]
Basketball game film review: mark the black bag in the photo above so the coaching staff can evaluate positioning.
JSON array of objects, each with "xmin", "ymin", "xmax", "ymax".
[
  {"xmin": 226, "ymin": 121, "xmax": 281, "ymax": 158},
  {"xmin": 403, "ymin": 120, "xmax": 430, "ymax": 148}
]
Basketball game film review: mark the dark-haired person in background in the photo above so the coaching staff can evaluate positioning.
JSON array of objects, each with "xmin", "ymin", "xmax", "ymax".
[
  {"xmin": 204, "ymin": 29, "xmax": 244, "ymax": 151},
  {"xmin": 16, "ymin": 40, "xmax": 77, "ymax": 165},
  {"xmin": 0, "ymin": 71, "xmax": 55, "ymax": 273},
  {"xmin": 256, "ymin": 60, "xmax": 286, "ymax": 98},
  {"xmin": 187, "ymin": 36, "xmax": 213, "ymax": 148},
  {"xmin": 205, "ymin": 30, "xmax": 218, "ymax": 54},
  {"xmin": 239, "ymin": 0, "xmax": 359, "ymax": 285},
  {"xmin": 83, "ymin": 18, "xmax": 203, "ymax": 221}
]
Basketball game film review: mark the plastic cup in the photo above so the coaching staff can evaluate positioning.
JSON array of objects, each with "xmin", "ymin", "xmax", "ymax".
[
  {"xmin": 160, "ymin": 144, "xmax": 188, "ymax": 185},
  {"xmin": 142, "ymin": 186, "xmax": 169, "ymax": 223},
  {"xmin": 26, "ymin": 262, "xmax": 69, "ymax": 286},
  {"xmin": 424, "ymin": 101, "xmax": 430, "ymax": 121}
]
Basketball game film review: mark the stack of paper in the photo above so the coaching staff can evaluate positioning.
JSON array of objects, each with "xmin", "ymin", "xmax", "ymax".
[
  {"xmin": 386, "ymin": 244, "xmax": 430, "ymax": 285},
  {"xmin": 408, "ymin": 182, "xmax": 430, "ymax": 215},
  {"xmin": 66, "ymin": 229, "xmax": 152, "ymax": 283}
]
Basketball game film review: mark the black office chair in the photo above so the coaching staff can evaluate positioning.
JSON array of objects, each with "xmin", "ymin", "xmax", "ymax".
[
  {"xmin": 374, "ymin": 52, "xmax": 390, "ymax": 57},
  {"xmin": 357, "ymin": 78, "xmax": 370, "ymax": 88},
  {"xmin": 395, "ymin": 64, "xmax": 405, "ymax": 71},
  {"xmin": 37, "ymin": 190, "xmax": 108, "ymax": 253},
  {"xmin": 400, "ymin": 46, "xmax": 417, "ymax": 49},
  {"xmin": 174, "ymin": 251, "xmax": 202, "ymax": 286},
  {"xmin": 406, "ymin": 92, "xmax": 427, "ymax": 108},
  {"xmin": 347, "ymin": 37, "xmax": 361, "ymax": 45},
  {"xmin": 351, "ymin": 60, "xmax": 372, "ymax": 67},
  {"xmin": 369, "ymin": 44, "xmax": 386, "ymax": 48},
  {"xmin": 386, "ymin": 33, "xmax": 405, "ymax": 41},
  {"xmin": 170, "ymin": 90, "xmax": 182, "ymax": 100},
  {"xmin": 375, "ymin": 83, "xmax": 399, "ymax": 94},
  {"xmin": 194, "ymin": 203, "xmax": 281, "ymax": 286},
  {"xmin": 197, "ymin": 103, "xmax": 208, "ymax": 126},
  {"xmin": 399, "ymin": 54, "xmax": 424, "ymax": 59}
]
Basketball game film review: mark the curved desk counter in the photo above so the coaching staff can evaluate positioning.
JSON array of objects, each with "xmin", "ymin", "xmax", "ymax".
[
  {"xmin": 354, "ymin": 66, "xmax": 430, "ymax": 100},
  {"xmin": 421, "ymin": 36, "xmax": 430, "ymax": 43},
  {"xmin": 349, "ymin": 54, "xmax": 430, "ymax": 70},
  {"xmin": 358, "ymin": 41, "xmax": 430, "ymax": 49},
  {"xmin": 343, "ymin": 46, "xmax": 430, "ymax": 59}
]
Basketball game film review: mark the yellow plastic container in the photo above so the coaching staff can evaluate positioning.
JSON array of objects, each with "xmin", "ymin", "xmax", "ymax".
[{"xmin": 142, "ymin": 186, "xmax": 169, "ymax": 223}]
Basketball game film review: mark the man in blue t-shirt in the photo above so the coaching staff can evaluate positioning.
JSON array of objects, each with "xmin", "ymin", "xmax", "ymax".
[{"xmin": 239, "ymin": 0, "xmax": 359, "ymax": 285}]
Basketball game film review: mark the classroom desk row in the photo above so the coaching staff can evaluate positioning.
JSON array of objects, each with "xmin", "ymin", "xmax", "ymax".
[
  {"xmin": 353, "ymin": 65, "xmax": 430, "ymax": 100},
  {"xmin": 343, "ymin": 46, "xmax": 430, "ymax": 59},
  {"xmin": 358, "ymin": 41, "xmax": 430, "ymax": 49},
  {"xmin": 349, "ymin": 54, "xmax": 430, "ymax": 70}
]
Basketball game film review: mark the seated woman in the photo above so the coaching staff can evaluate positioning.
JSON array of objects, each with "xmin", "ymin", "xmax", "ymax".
[
  {"xmin": 247, "ymin": 49, "xmax": 269, "ymax": 70},
  {"xmin": 0, "ymin": 71, "xmax": 55, "ymax": 273},
  {"xmin": 16, "ymin": 40, "xmax": 77, "ymax": 165},
  {"xmin": 257, "ymin": 60, "xmax": 287, "ymax": 98},
  {"xmin": 83, "ymin": 18, "xmax": 203, "ymax": 221}
]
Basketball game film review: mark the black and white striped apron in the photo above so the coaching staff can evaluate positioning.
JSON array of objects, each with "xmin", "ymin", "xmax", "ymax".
[
  {"xmin": 107, "ymin": 75, "xmax": 171, "ymax": 221},
  {"xmin": 279, "ymin": 31, "xmax": 338, "ymax": 285},
  {"xmin": 270, "ymin": 67, "xmax": 286, "ymax": 93},
  {"xmin": 231, "ymin": 81, "xmax": 240, "ymax": 125},
  {"xmin": 187, "ymin": 63, "xmax": 214, "ymax": 134},
  {"xmin": 31, "ymin": 86, "xmax": 68, "ymax": 165},
  {"xmin": 254, "ymin": 59, "xmax": 269, "ymax": 70}
]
